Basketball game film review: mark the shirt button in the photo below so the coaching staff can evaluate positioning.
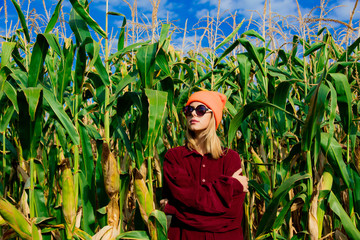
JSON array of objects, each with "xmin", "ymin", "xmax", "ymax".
[
  {"xmin": 202, "ymin": 164, "xmax": 206, "ymax": 168},
  {"xmin": 202, "ymin": 179, "xmax": 206, "ymax": 183}
]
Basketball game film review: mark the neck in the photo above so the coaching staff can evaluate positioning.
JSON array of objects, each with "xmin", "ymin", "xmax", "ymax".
[{"xmin": 194, "ymin": 135, "xmax": 206, "ymax": 155}]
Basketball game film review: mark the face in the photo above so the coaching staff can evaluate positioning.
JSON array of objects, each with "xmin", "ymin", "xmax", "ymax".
[{"xmin": 185, "ymin": 102, "xmax": 212, "ymax": 133}]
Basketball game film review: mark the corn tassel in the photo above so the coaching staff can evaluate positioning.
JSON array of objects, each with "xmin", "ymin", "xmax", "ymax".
[{"xmin": 0, "ymin": 197, "xmax": 32, "ymax": 240}]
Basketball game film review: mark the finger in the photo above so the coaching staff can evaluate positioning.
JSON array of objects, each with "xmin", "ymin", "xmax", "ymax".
[{"xmin": 234, "ymin": 168, "xmax": 242, "ymax": 174}]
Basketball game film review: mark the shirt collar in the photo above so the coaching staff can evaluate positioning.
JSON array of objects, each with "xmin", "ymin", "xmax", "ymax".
[
  {"xmin": 183, "ymin": 146, "xmax": 199, "ymax": 157},
  {"xmin": 183, "ymin": 146, "xmax": 212, "ymax": 158}
]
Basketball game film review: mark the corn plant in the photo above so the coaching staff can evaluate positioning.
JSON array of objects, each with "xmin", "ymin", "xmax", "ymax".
[{"xmin": 1, "ymin": 0, "xmax": 360, "ymax": 239}]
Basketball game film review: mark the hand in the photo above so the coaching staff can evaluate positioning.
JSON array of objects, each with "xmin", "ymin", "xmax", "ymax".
[
  {"xmin": 160, "ymin": 199, "xmax": 168, "ymax": 209},
  {"xmin": 232, "ymin": 168, "xmax": 249, "ymax": 192}
]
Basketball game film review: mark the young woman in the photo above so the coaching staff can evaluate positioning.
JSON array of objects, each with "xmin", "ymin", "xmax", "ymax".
[{"xmin": 162, "ymin": 90, "xmax": 248, "ymax": 240}]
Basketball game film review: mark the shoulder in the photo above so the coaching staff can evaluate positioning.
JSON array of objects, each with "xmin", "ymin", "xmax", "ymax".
[
  {"xmin": 164, "ymin": 146, "xmax": 189, "ymax": 161},
  {"xmin": 221, "ymin": 148, "xmax": 242, "ymax": 171},
  {"xmin": 222, "ymin": 148, "xmax": 241, "ymax": 161},
  {"xmin": 222, "ymin": 148, "xmax": 239, "ymax": 157},
  {"xmin": 166, "ymin": 146, "xmax": 187, "ymax": 155}
]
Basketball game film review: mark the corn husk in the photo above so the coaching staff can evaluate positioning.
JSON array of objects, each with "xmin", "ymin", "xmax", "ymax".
[
  {"xmin": 61, "ymin": 167, "xmax": 76, "ymax": 239},
  {"xmin": 0, "ymin": 197, "xmax": 32, "ymax": 240},
  {"xmin": 107, "ymin": 197, "xmax": 120, "ymax": 228},
  {"xmin": 101, "ymin": 143, "xmax": 120, "ymax": 198}
]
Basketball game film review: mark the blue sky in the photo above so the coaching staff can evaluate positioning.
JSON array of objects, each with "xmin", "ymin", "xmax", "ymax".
[{"xmin": 1, "ymin": 0, "xmax": 359, "ymax": 50}]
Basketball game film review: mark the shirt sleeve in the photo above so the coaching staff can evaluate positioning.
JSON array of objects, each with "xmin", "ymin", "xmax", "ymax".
[
  {"xmin": 163, "ymin": 149, "xmax": 241, "ymax": 215},
  {"xmin": 222, "ymin": 150, "xmax": 244, "ymax": 195}
]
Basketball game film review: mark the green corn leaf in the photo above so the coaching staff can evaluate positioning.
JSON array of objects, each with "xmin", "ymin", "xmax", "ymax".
[
  {"xmin": 159, "ymin": 24, "xmax": 171, "ymax": 48},
  {"xmin": 10, "ymin": 0, "xmax": 30, "ymax": 42},
  {"xmin": 28, "ymin": 34, "xmax": 50, "ymax": 87},
  {"xmin": 250, "ymin": 148, "xmax": 271, "ymax": 187},
  {"xmin": 17, "ymin": 88, "xmax": 43, "ymax": 160},
  {"xmin": 324, "ymin": 80, "xmax": 337, "ymax": 152},
  {"xmin": 241, "ymin": 29, "xmax": 265, "ymax": 42},
  {"xmin": 54, "ymin": 121, "xmax": 71, "ymax": 158},
  {"xmin": 156, "ymin": 48, "xmax": 171, "ymax": 77},
  {"xmin": 115, "ymin": 124, "xmax": 136, "ymax": 161},
  {"xmin": 273, "ymin": 80, "xmax": 299, "ymax": 135},
  {"xmin": 68, "ymin": 0, "xmax": 108, "ymax": 87},
  {"xmin": 255, "ymin": 172, "xmax": 311, "ymax": 237},
  {"xmin": 194, "ymin": 70, "xmax": 223, "ymax": 85},
  {"xmin": 0, "ymin": 197, "xmax": 32, "ymax": 240},
  {"xmin": 1, "ymin": 42, "xmax": 16, "ymax": 67},
  {"xmin": 144, "ymin": 89, "xmax": 168, "ymax": 157},
  {"xmin": 320, "ymin": 132, "xmax": 352, "ymax": 189},
  {"xmin": 79, "ymin": 171, "xmax": 96, "ymax": 235},
  {"xmin": 339, "ymin": 36, "xmax": 360, "ymax": 61},
  {"xmin": 3, "ymin": 81, "xmax": 18, "ymax": 113},
  {"xmin": 330, "ymin": 73, "xmax": 352, "ymax": 134},
  {"xmin": 228, "ymin": 101, "xmax": 304, "ymax": 146},
  {"xmin": 45, "ymin": 0, "xmax": 63, "ymax": 33},
  {"xmin": 69, "ymin": 0, "xmax": 106, "ymax": 39},
  {"xmin": 328, "ymin": 191, "xmax": 360, "ymax": 239},
  {"xmin": 74, "ymin": 227, "xmax": 93, "ymax": 240},
  {"xmin": 317, "ymin": 165, "xmax": 333, "ymax": 238},
  {"xmin": 42, "ymin": 33, "xmax": 62, "ymax": 57},
  {"xmin": 149, "ymin": 210, "xmax": 168, "ymax": 240},
  {"xmin": 301, "ymin": 81, "xmax": 329, "ymax": 152},
  {"xmin": 304, "ymin": 42, "xmax": 325, "ymax": 56},
  {"xmin": 273, "ymin": 187, "xmax": 307, "ymax": 230},
  {"xmin": 0, "ymin": 106, "xmax": 15, "ymax": 133},
  {"xmin": 78, "ymin": 121, "xmax": 95, "ymax": 186},
  {"xmin": 108, "ymin": 71, "xmax": 138, "ymax": 108},
  {"xmin": 215, "ymin": 19, "xmax": 244, "ymax": 51},
  {"xmin": 118, "ymin": 17, "xmax": 127, "ymax": 51},
  {"xmin": 136, "ymin": 43, "xmax": 158, "ymax": 88},
  {"xmin": 107, "ymin": 11, "xmax": 126, "ymax": 17},
  {"xmin": 74, "ymin": 38, "xmax": 93, "ymax": 95},
  {"xmin": 57, "ymin": 38, "xmax": 75, "ymax": 103},
  {"xmin": 21, "ymin": 88, "xmax": 42, "ymax": 122},
  {"xmin": 236, "ymin": 53, "xmax": 251, "ymax": 101},
  {"xmin": 43, "ymin": 88, "xmax": 80, "ymax": 145},
  {"xmin": 116, "ymin": 231, "xmax": 150, "ymax": 240},
  {"xmin": 239, "ymin": 38, "xmax": 266, "ymax": 76},
  {"xmin": 172, "ymin": 63, "xmax": 194, "ymax": 84},
  {"xmin": 69, "ymin": 1, "xmax": 91, "ymax": 44},
  {"xmin": 34, "ymin": 186, "xmax": 48, "ymax": 218},
  {"xmin": 248, "ymin": 180, "xmax": 270, "ymax": 203},
  {"xmin": 109, "ymin": 41, "xmax": 149, "ymax": 62},
  {"xmin": 214, "ymin": 39, "xmax": 240, "ymax": 66}
]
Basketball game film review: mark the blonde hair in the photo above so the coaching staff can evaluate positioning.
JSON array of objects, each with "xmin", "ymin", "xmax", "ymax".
[{"xmin": 186, "ymin": 115, "xmax": 223, "ymax": 159}]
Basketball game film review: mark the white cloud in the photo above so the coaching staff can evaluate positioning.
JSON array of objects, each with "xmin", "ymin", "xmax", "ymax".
[
  {"xmin": 193, "ymin": 0, "xmax": 308, "ymax": 19},
  {"xmin": 90, "ymin": 0, "xmax": 179, "ymax": 20},
  {"xmin": 196, "ymin": 9, "xmax": 211, "ymax": 19},
  {"xmin": 328, "ymin": 0, "xmax": 360, "ymax": 21}
]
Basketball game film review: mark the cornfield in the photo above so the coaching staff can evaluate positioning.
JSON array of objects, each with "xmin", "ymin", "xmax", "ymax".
[{"xmin": 0, "ymin": 0, "xmax": 360, "ymax": 239}]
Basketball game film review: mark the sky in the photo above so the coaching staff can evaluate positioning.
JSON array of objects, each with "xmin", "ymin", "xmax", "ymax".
[{"xmin": 1, "ymin": 0, "xmax": 360, "ymax": 50}]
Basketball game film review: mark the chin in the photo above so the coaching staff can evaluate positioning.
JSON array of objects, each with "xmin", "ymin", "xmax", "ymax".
[{"xmin": 189, "ymin": 127, "xmax": 205, "ymax": 132}]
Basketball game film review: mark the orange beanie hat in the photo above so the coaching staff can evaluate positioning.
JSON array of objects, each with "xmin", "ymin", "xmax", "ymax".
[{"xmin": 186, "ymin": 91, "xmax": 227, "ymax": 129}]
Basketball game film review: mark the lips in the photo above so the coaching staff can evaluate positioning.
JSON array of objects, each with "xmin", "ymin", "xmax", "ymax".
[{"xmin": 190, "ymin": 119, "xmax": 199, "ymax": 124}]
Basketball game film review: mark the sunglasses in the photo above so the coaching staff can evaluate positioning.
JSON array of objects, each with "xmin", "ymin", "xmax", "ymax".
[{"xmin": 183, "ymin": 105, "xmax": 212, "ymax": 117}]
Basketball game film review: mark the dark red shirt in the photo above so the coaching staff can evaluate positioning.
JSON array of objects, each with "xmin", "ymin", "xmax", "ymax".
[{"xmin": 163, "ymin": 146, "xmax": 246, "ymax": 240}]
